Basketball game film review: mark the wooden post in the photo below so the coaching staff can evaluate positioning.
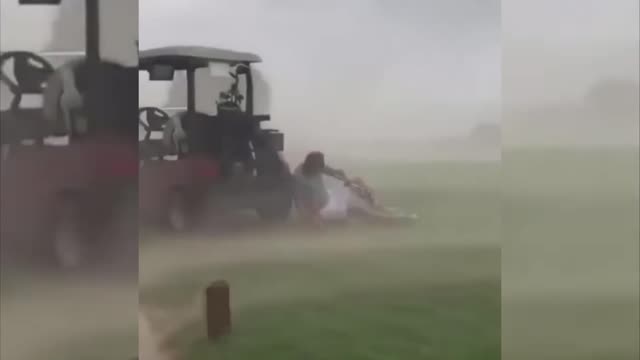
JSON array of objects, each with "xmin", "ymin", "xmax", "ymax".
[{"xmin": 205, "ymin": 280, "xmax": 231, "ymax": 340}]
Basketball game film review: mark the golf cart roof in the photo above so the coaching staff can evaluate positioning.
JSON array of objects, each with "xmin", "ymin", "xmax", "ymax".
[{"xmin": 139, "ymin": 46, "xmax": 262, "ymax": 70}]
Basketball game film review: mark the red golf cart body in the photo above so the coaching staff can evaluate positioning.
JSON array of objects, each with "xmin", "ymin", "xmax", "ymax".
[
  {"xmin": 0, "ymin": 0, "xmax": 138, "ymax": 269},
  {"xmin": 138, "ymin": 46, "xmax": 292, "ymax": 228}
]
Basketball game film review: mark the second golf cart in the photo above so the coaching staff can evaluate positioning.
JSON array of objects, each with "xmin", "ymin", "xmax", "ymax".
[
  {"xmin": 0, "ymin": 0, "xmax": 138, "ymax": 270},
  {"xmin": 138, "ymin": 46, "xmax": 292, "ymax": 231}
]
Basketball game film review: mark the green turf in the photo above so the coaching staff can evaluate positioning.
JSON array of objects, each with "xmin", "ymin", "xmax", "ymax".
[
  {"xmin": 141, "ymin": 246, "xmax": 499, "ymax": 308},
  {"xmin": 4, "ymin": 148, "xmax": 635, "ymax": 360},
  {"xmin": 144, "ymin": 148, "xmax": 638, "ymax": 360},
  {"xmin": 2, "ymin": 147, "xmax": 636, "ymax": 359},
  {"xmin": 503, "ymin": 147, "xmax": 639, "ymax": 360},
  {"xmin": 141, "ymin": 159, "xmax": 501, "ymax": 359},
  {"xmin": 142, "ymin": 246, "xmax": 500, "ymax": 360},
  {"xmin": 179, "ymin": 283, "xmax": 499, "ymax": 360}
]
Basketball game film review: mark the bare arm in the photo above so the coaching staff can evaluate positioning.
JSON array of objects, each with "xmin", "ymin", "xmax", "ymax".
[{"xmin": 323, "ymin": 166, "xmax": 348, "ymax": 181}]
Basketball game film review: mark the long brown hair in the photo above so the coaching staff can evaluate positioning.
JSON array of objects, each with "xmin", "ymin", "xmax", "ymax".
[{"xmin": 302, "ymin": 151, "xmax": 325, "ymax": 176}]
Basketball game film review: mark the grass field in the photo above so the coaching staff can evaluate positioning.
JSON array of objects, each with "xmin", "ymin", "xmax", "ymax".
[
  {"xmin": 2, "ymin": 147, "xmax": 636, "ymax": 360},
  {"xmin": 140, "ymin": 147, "xmax": 639, "ymax": 360},
  {"xmin": 502, "ymin": 147, "xmax": 639, "ymax": 360},
  {"xmin": 139, "ymin": 160, "xmax": 501, "ymax": 359}
]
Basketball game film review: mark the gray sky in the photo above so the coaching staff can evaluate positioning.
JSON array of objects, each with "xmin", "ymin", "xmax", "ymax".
[
  {"xmin": 503, "ymin": 0, "xmax": 639, "ymax": 106},
  {"xmin": 0, "ymin": 0, "xmax": 56, "ymax": 50},
  {"xmin": 138, "ymin": 0, "xmax": 501, "ymax": 142},
  {"xmin": 1, "ymin": 0, "xmax": 502, "ymax": 142},
  {"xmin": 3, "ymin": 0, "xmax": 635, "ymax": 143},
  {"xmin": 0, "ymin": 0, "xmax": 137, "ymax": 64},
  {"xmin": 0, "ymin": 0, "xmax": 137, "ymax": 112},
  {"xmin": 139, "ymin": 0, "xmax": 501, "ymax": 108}
]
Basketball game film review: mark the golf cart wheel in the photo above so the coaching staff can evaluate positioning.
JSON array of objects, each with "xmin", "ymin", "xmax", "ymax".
[
  {"xmin": 102, "ymin": 187, "xmax": 138, "ymax": 273},
  {"xmin": 49, "ymin": 197, "xmax": 91, "ymax": 270},
  {"xmin": 256, "ymin": 187, "xmax": 293, "ymax": 222},
  {"xmin": 167, "ymin": 190, "xmax": 193, "ymax": 232},
  {"xmin": 253, "ymin": 148, "xmax": 293, "ymax": 222}
]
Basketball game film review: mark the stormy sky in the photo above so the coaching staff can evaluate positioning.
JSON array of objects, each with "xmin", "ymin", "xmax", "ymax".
[
  {"xmin": 0, "ymin": 0, "xmax": 138, "ymax": 64},
  {"xmin": 138, "ymin": 0, "xmax": 501, "ymax": 105},
  {"xmin": 503, "ymin": 0, "xmax": 639, "ymax": 106},
  {"xmin": 137, "ymin": 0, "xmax": 501, "ymax": 143},
  {"xmin": 1, "ymin": 0, "xmax": 637, "ymax": 144}
]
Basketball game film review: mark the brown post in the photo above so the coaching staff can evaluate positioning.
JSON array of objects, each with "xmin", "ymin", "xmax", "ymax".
[{"xmin": 205, "ymin": 280, "xmax": 231, "ymax": 340}]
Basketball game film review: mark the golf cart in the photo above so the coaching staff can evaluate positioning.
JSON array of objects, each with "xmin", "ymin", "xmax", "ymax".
[
  {"xmin": 138, "ymin": 46, "xmax": 292, "ymax": 231},
  {"xmin": 0, "ymin": 0, "xmax": 138, "ymax": 270}
]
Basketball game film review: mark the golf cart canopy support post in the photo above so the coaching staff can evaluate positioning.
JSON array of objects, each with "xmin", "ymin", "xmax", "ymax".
[
  {"xmin": 186, "ymin": 68, "xmax": 195, "ymax": 113},
  {"xmin": 85, "ymin": 0, "xmax": 100, "ymax": 64},
  {"xmin": 19, "ymin": 0, "xmax": 100, "ymax": 65},
  {"xmin": 85, "ymin": 0, "xmax": 100, "ymax": 133},
  {"xmin": 19, "ymin": 0, "xmax": 102, "ymax": 132},
  {"xmin": 245, "ymin": 67, "xmax": 253, "ymax": 115}
]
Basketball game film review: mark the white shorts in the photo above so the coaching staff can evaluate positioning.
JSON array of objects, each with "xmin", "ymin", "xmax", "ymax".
[{"xmin": 318, "ymin": 175, "xmax": 372, "ymax": 220}]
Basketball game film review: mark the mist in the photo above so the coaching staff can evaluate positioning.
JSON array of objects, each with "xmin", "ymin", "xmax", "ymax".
[
  {"xmin": 1, "ymin": 2, "xmax": 139, "ymax": 360},
  {"xmin": 139, "ymin": 0, "xmax": 501, "ymax": 161},
  {"xmin": 503, "ymin": 0, "xmax": 639, "ymax": 147},
  {"xmin": 1, "ymin": 0, "xmax": 138, "ymax": 113}
]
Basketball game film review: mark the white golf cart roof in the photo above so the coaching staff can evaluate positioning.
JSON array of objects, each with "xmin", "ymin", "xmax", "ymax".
[{"xmin": 139, "ymin": 46, "xmax": 262, "ymax": 70}]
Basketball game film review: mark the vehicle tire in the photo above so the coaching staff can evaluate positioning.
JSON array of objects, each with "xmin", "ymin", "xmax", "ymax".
[
  {"xmin": 50, "ymin": 197, "xmax": 90, "ymax": 270},
  {"xmin": 103, "ymin": 186, "xmax": 138, "ymax": 274},
  {"xmin": 167, "ymin": 190, "xmax": 192, "ymax": 232},
  {"xmin": 253, "ymin": 149, "xmax": 293, "ymax": 222},
  {"xmin": 256, "ymin": 184, "xmax": 292, "ymax": 222}
]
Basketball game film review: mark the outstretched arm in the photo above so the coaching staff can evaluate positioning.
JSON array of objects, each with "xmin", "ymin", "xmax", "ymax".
[{"xmin": 323, "ymin": 166, "xmax": 348, "ymax": 181}]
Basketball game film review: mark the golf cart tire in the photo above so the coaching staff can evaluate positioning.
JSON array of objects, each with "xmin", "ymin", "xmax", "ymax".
[
  {"xmin": 47, "ymin": 193, "xmax": 91, "ymax": 270},
  {"xmin": 256, "ymin": 187, "xmax": 293, "ymax": 222},
  {"xmin": 102, "ymin": 187, "xmax": 138, "ymax": 273},
  {"xmin": 166, "ymin": 188, "xmax": 194, "ymax": 232}
]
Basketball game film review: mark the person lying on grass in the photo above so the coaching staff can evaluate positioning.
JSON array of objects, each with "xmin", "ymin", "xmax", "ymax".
[{"xmin": 292, "ymin": 151, "xmax": 417, "ymax": 224}]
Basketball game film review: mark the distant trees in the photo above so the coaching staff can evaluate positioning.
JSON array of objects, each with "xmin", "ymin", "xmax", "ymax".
[
  {"xmin": 468, "ymin": 122, "xmax": 500, "ymax": 144},
  {"xmin": 584, "ymin": 78, "xmax": 639, "ymax": 121}
]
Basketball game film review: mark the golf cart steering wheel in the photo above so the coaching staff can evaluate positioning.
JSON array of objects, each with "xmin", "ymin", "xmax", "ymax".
[
  {"xmin": 0, "ymin": 51, "xmax": 54, "ymax": 109},
  {"xmin": 138, "ymin": 107, "xmax": 170, "ymax": 140}
]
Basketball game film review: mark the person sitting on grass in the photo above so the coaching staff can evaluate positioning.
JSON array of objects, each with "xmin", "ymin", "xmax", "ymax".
[{"xmin": 292, "ymin": 151, "xmax": 417, "ymax": 224}]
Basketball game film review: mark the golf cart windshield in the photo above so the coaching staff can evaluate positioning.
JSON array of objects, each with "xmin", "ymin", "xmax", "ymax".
[
  {"xmin": 210, "ymin": 63, "xmax": 249, "ymax": 113},
  {"xmin": 142, "ymin": 62, "xmax": 248, "ymax": 115},
  {"xmin": 139, "ymin": 46, "xmax": 261, "ymax": 115}
]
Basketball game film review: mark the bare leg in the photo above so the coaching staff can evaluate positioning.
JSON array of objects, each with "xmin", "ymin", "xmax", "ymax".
[
  {"xmin": 346, "ymin": 182, "xmax": 417, "ymax": 224},
  {"xmin": 1, "ymin": 144, "xmax": 9, "ymax": 161}
]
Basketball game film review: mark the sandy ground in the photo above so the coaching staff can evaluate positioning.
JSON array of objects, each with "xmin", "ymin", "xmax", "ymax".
[{"xmin": 0, "ymin": 278, "xmax": 137, "ymax": 360}]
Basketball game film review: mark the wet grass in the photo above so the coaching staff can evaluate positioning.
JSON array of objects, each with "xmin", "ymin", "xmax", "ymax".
[
  {"xmin": 141, "ymin": 159, "xmax": 501, "ymax": 359},
  {"xmin": 502, "ymin": 147, "xmax": 639, "ymax": 360}
]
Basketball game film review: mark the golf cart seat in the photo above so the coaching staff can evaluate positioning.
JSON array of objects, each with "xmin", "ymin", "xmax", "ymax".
[
  {"xmin": 0, "ymin": 51, "xmax": 55, "ymax": 145},
  {"xmin": 139, "ymin": 106, "xmax": 172, "ymax": 160},
  {"xmin": 2, "ymin": 51, "xmax": 53, "ymax": 94}
]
